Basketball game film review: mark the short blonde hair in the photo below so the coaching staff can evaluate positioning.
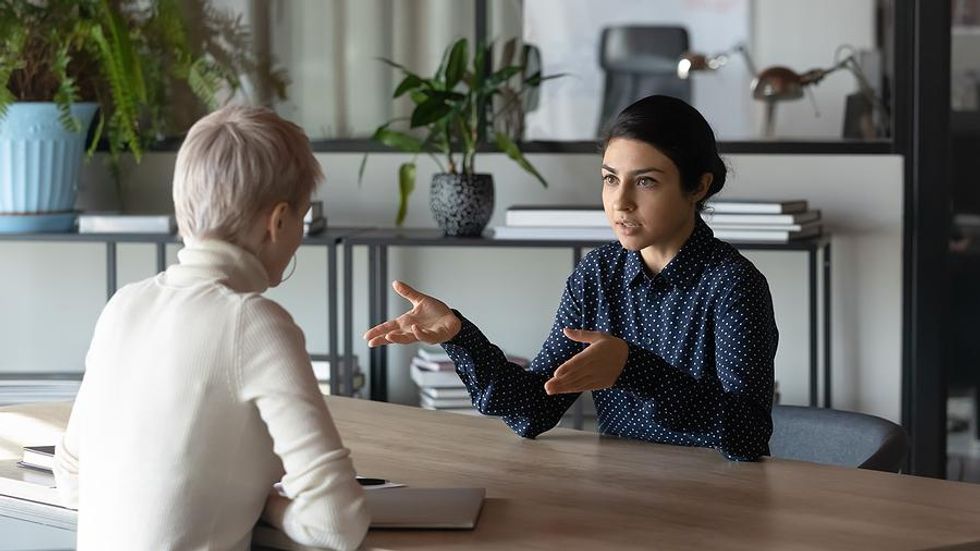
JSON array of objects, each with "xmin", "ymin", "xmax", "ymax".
[{"xmin": 172, "ymin": 105, "xmax": 323, "ymax": 243}]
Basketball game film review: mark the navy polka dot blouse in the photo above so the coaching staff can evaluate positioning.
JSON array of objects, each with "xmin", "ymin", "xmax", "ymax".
[{"xmin": 442, "ymin": 217, "xmax": 779, "ymax": 461}]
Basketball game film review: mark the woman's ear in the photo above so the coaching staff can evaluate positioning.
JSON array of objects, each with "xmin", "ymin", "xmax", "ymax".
[
  {"xmin": 692, "ymin": 173, "xmax": 713, "ymax": 204},
  {"xmin": 266, "ymin": 202, "xmax": 290, "ymax": 243}
]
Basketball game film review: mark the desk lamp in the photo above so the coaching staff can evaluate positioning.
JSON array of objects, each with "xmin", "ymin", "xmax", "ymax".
[{"xmin": 679, "ymin": 45, "xmax": 889, "ymax": 138}]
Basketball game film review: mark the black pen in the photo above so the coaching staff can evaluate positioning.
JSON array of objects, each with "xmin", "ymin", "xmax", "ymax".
[{"xmin": 356, "ymin": 477, "xmax": 387, "ymax": 486}]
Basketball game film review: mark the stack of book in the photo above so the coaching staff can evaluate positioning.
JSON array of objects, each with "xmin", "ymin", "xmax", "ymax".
[
  {"xmin": 494, "ymin": 201, "xmax": 822, "ymax": 244},
  {"xmin": 0, "ymin": 446, "xmax": 61, "ymax": 507},
  {"xmin": 0, "ymin": 374, "xmax": 81, "ymax": 407},
  {"xmin": 701, "ymin": 199, "xmax": 822, "ymax": 243},
  {"xmin": 410, "ymin": 345, "xmax": 528, "ymax": 415},
  {"xmin": 493, "ymin": 205, "xmax": 613, "ymax": 241},
  {"xmin": 310, "ymin": 356, "xmax": 364, "ymax": 397},
  {"xmin": 304, "ymin": 201, "xmax": 326, "ymax": 236}
]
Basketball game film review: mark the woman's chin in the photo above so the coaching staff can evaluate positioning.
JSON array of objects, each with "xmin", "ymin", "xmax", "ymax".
[{"xmin": 615, "ymin": 234, "xmax": 651, "ymax": 250}]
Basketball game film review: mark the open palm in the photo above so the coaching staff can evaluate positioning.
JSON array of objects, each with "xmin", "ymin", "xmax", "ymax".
[{"xmin": 362, "ymin": 281, "xmax": 462, "ymax": 347}]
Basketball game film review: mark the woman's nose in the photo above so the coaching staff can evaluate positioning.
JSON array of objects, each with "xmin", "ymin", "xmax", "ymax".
[{"xmin": 612, "ymin": 185, "xmax": 635, "ymax": 211}]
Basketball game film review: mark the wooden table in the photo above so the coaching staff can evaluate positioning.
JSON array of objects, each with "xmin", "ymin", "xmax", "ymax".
[
  {"xmin": 328, "ymin": 397, "xmax": 980, "ymax": 551},
  {"xmin": 2, "ymin": 398, "xmax": 980, "ymax": 550}
]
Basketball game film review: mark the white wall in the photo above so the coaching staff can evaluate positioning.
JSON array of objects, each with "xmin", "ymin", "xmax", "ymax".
[{"xmin": 0, "ymin": 150, "xmax": 903, "ymax": 422}]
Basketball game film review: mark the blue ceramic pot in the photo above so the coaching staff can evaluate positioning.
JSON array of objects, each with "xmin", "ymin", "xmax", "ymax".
[{"xmin": 0, "ymin": 102, "xmax": 98, "ymax": 232}]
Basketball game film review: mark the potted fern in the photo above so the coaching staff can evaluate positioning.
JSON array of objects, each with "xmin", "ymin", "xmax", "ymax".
[
  {"xmin": 0, "ymin": 0, "xmax": 285, "ymax": 233},
  {"xmin": 366, "ymin": 38, "xmax": 558, "ymax": 236}
]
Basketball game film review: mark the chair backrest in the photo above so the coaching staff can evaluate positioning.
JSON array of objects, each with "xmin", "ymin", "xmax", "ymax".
[
  {"xmin": 769, "ymin": 405, "xmax": 908, "ymax": 472},
  {"xmin": 597, "ymin": 26, "xmax": 690, "ymax": 135}
]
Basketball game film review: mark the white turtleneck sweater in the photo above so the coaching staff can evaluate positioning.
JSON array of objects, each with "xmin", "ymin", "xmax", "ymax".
[{"xmin": 54, "ymin": 239, "xmax": 370, "ymax": 550}]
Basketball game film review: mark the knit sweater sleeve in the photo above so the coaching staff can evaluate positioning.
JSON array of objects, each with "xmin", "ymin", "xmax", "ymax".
[{"xmin": 237, "ymin": 296, "xmax": 369, "ymax": 551}]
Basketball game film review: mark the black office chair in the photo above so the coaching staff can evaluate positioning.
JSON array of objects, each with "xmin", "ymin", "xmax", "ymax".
[
  {"xmin": 597, "ymin": 26, "xmax": 691, "ymax": 135},
  {"xmin": 768, "ymin": 405, "xmax": 908, "ymax": 472}
]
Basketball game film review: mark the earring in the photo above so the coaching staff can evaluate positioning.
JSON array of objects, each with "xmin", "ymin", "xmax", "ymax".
[{"xmin": 281, "ymin": 254, "xmax": 298, "ymax": 283}]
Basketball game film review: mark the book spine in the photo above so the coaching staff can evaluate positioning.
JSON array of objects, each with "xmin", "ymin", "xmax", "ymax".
[{"xmin": 505, "ymin": 211, "xmax": 607, "ymax": 227}]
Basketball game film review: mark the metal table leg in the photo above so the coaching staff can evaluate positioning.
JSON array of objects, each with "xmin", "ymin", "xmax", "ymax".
[
  {"xmin": 809, "ymin": 248, "xmax": 818, "ymax": 407},
  {"xmin": 106, "ymin": 242, "xmax": 117, "ymax": 300},
  {"xmin": 376, "ymin": 245, "xmax": 389, "ymax": 401},
  {"xmin": 368, "ymin": 245, "xmax": 386, "ymax": 401},
  {"xmin": 343, "ymin": 241, "xmax": 355, "ymax": 397},
  {"xmin": 155, "ymin": 242, "xmax": 166, "ymax": 274},
  {"xmin": 328, "ymin": 242, "xmax": 340, "ymax": 396},
  {"xmin": 823, "ymin": 241, "xmax": 832, "ymax": 408}
]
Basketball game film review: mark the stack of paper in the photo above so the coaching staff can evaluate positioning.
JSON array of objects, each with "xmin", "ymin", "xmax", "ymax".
[
  {"xmin": 77, "ymin": 213, "xmax": 176, "ymax": 234},
  {"xmin": 0, "ymin": 375, "xmax": 81, "ymax": 407}
]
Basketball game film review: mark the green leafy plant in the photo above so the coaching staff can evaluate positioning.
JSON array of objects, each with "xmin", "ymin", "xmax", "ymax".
[
  {"xmin": 0, "ymin": 0, "xmax": 287, "ymax": 166},
  {"xmin": 363, "ymin": 37, "xmax": 562, "ymax": 225}
]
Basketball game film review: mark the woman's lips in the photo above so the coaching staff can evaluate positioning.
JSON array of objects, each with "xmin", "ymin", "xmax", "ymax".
[{"xmin": 616, "ymin": 220, "xmax": 641, "ymax": 235}]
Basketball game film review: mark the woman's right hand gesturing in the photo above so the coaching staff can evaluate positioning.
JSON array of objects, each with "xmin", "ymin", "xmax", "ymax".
[{"xmin": 362, "ymin": 280, "xmax": 462, "ymax": 347}]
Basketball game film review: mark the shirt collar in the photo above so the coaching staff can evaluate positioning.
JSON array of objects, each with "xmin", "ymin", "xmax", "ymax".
[
  {"xmin": 165, "ymin": 238, "xmax": 270, "ymax": 293},
  {"xmin": 627, "ymin": 217, "xmax": 713, "ymax": 288}
]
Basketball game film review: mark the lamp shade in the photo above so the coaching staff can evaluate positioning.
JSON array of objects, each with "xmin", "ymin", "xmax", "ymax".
[
  {"xmin": 677, "ymin": 52, "xmax": 711, "ymax": 79},
  {"xmin": 752, "ymin": 66, "xmax": 805, "ymax": 101}
]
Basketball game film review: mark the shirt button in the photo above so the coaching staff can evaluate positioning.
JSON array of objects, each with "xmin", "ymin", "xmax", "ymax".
[{"xmin": 645, "ymin": 337, "xmax": 653, "ymax": 345}]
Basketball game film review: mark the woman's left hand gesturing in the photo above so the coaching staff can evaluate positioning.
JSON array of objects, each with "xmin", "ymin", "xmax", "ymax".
[{"xmin": 544, "ymin": 328, "xmax": 629, "ymax": 395}]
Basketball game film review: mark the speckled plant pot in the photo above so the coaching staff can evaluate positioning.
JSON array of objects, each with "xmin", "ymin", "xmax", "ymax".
[{"xmin": 430, "ymin": 173, "xmax": 494, "ymax": 237}]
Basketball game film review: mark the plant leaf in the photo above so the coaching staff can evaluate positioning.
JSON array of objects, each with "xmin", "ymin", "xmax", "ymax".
[
  {"xmin": 499, "ymin": 38, "xmax": 517, "ymax": 70},
  {"xmin": 377, "ymin": 57, "xmax": 411, "ymax": 74},
  {"xmin": 373, "ymin": 127, "xmax": 423, "ymax": 152},
  {"xmin": 357, "ymin": 153, "xmax": 369, "ymax": 187},
  {"xmin": 51, "ymin": 43, "xmax": 81, "ymax": 133},
  {"xmin": 525, "ymin": 71, "xmax": 568, "ymax": 86},
  {"xmin": 444, "ymin": 38, "xmax": 468, "ymax": 89},
  {"xmin": 487, "ymin": 65, "xmax": 523, "ymax": 87},
  {"xmin": 495, "ymin": 132, "xmax": 547, "ymax": 188},
  {"xmin": 90, "ymin": 22, "xmax": 142, "ymax": 161},
  {"xmin": 472, "ymin": 43, "xmax": 486, "ymax": 90},
  {"xmin": 84, "ymin": 109, "xmax": 105, "ymax": 158},
  {"xmin": 187, "ymin": 58, "xmax": 224, "ymax": 110},
  {"xmin": 411, "ymin": 97, "xmax": 453, "ymax": 128},
  {"xmin": 393, "ymin": 74, "xmax": 423, "ymax": 98},
  {"xmin": 396, "ymin": 162, "xmax": 416, "ymax": 226},
  {"xmin": 420, "ymin": 89, "xmax": 466, "ymax": 103}
]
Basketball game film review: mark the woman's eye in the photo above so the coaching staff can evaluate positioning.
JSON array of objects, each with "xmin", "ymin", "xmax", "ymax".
[
  {"xmin": 637, "ymin": 177, "xmax": 656, "ymax": 188},
  {"xmin": 602, "ymin": 175, "xmax": 617, "ymax": 185}
]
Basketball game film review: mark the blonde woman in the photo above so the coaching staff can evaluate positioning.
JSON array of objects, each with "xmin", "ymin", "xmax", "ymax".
[{"xmin": 55, "ymin": 106, "xmax": 369, "ymax": 550}]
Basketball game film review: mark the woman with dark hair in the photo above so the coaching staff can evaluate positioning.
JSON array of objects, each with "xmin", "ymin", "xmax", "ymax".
[{"xmin": 363, "ymin": 95, "xmax": 778, "ymax": 461}]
